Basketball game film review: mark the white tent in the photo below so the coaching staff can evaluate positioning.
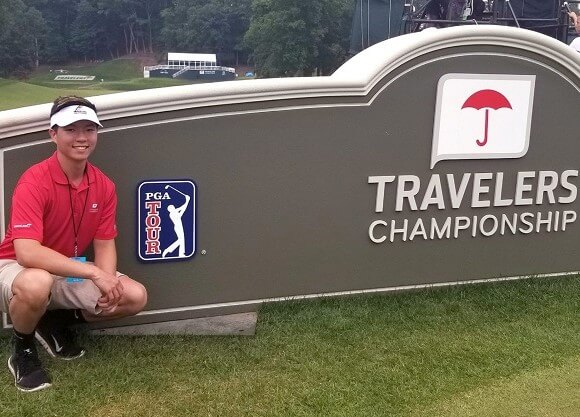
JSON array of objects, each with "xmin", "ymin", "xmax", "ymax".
[{"xmin": 167, "ymin": 53, "xmax": 217, "ymax": 67}]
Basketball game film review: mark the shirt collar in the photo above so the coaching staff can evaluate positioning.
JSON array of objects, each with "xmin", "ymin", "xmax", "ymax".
[{"xmin": 48, "ymin": 151, "xmax": 95, "ymax": 187}]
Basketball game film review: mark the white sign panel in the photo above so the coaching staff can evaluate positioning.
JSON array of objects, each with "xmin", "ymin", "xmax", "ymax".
[{"xmin": 431, "ymin": 74, "xmax": 536, "ymax": 168}]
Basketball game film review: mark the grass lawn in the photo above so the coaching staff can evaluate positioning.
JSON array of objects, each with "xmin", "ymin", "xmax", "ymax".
[
  {"xmin": 0, "ymin": 79, "xmax": 116, "ymax": 111},
  {"xmin": 0, "ymin": 59, "xmax": 215, "ymax": 111},
  {"xmin": 0, "ymin": 275, "xmax": 578, "ymax": 417}
]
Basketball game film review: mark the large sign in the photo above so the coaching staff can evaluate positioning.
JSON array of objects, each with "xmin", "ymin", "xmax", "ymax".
[{"xmin": 1, "ymin": 26, "xmax": 578, "ymax": 327}]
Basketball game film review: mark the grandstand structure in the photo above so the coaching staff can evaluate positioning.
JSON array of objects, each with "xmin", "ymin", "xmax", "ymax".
[
  {"xmin": 350, "ymin": 0, "xmax": 578, "ymax": 53},
  {"xmin": 144, "ymin": 52, "xmax": 236, "ymax": 81}
]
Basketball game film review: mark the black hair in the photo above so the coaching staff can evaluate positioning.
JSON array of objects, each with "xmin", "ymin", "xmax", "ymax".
[{"xmin": 50, "ymin": 96, "xmax": 98, "ymax": 118}]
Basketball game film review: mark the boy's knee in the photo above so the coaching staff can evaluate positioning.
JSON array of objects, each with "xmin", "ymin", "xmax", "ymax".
[
  {"xmin": 12, "ymin": 269, "xmax": 53, "ymax": 307},
  {"xmin": 134, "ymin": 282, "xmax": 148, "ymax": 312},
  {"xmin": 124, "ymin": 280, "xmax": 148, "ymax": 315}
]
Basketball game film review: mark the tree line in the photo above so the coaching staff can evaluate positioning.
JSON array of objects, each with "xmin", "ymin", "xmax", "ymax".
[{"xmin": 0, "ymin": 0, "xmax": 355, "ymax": 78}]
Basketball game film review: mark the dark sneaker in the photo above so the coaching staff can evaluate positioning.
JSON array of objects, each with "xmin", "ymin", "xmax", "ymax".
[
  {"xmin": 35, "ymin": 314, "xmax": 85, "ymax": 360},
  {"xmin": 8, "ymin": 345, "xmax": 52, "ymax": 392}
]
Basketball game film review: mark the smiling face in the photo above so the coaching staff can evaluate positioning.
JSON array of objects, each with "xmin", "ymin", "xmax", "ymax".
[{"xmin": 49, "ymin": 120, "xmax": 98, "ymax": 165}]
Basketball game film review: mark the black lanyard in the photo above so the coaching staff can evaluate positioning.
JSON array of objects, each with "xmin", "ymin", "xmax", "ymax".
[{"xmin": 64, "ymin": 168, "xmax": 90, "ymax": 257}]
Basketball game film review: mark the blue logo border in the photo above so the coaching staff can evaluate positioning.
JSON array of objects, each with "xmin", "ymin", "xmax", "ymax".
[{"xmin": 136, "ymin": 179, "xmax": 198, "ymax": 263}]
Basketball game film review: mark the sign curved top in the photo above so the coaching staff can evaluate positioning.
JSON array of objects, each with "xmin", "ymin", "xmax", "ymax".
[{"xmin": 1, "ymin": 26, "xmax": 578, "ymax": 140}]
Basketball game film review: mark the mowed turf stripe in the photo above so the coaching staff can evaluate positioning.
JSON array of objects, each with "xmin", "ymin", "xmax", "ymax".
[{"xmin": 413, "ymin": 355, "xmax": 580, "ymax": 417}]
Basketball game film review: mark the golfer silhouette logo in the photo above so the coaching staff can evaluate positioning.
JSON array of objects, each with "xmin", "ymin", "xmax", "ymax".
[
  {"xmin": 162, "ymin": 185, "xmax": 190, "ymax": 258},
  {"xmin": 137, "ymin": 180, "xmax": 196, "ymax": 261}
]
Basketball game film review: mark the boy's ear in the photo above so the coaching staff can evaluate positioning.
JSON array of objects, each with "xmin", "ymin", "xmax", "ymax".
[{"xmin": 48, "ymin": 127, "xmax": 58, "ymax": 142}]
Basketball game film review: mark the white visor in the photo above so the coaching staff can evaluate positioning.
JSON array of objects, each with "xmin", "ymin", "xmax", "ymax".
[{"xmin": 50, "ymin": 105, "xmax": 102, "ymax": 128}]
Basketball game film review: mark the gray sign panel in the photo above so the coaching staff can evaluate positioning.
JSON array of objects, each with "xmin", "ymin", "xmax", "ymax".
[{"xmin": 1, "ymin": 26, "xmax": 579, "ymax": 327}]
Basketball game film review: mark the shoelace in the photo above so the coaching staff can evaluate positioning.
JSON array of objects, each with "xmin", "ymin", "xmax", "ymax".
[{"xmin": 17, "ymin": 346, "xmax": 43, "ymax": 376}]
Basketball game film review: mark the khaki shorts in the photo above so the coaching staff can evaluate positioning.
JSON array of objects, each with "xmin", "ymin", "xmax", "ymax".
[{"xmin": 0, "ymin": 259, "xmax": 124, "ymax": 315}]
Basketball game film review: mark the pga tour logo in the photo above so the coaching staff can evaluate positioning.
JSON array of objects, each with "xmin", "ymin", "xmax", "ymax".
[
  {"xmin": 431, "ymin": 74, "xmax": 536, "ymax": 168},
  {"xmin": 138, "ymin": 180, "xmax": 196, "ymax": 261}
]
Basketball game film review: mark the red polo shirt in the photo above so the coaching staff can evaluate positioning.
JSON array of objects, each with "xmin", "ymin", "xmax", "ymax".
[{"xmin": 0, "ymin": 152, "xmax": 117, "ymax": 259}]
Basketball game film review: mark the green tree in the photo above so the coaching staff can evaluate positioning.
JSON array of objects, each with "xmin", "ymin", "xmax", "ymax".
[
  {"xmin": 161, "ymin": 0, "xmax": 251, "ymax": 65},
  {"xmin": 244, "ymin": 0, "xmax": 354, "ymax": 77},
  {"xmin": 24, "ymin": 0, "xmax": 80, "ymax": 63},
  {"xmin": 96, "ymin": 0, "xmax": 169, "ymax": 57},
  {"xmin": 0, "ymin": 0, "xmax": 47, "ymax": 77},
  {"xmin": 316, "ymin": 0, "xmax": 354, "ymax": 75},
  {"xmin": 93, "ymin": 0, "xmax": 130, "ymax": 59},
  {"xmin": 69, "ymin": 0, "xmax": 101, "ymax": 60},
  {"xmin": 2, "ymin": 0, "xmax": 173, "ymax": 70},
  {"xmin": 142, "ymin": 0, "xmax": 172, "ymax": 53}
]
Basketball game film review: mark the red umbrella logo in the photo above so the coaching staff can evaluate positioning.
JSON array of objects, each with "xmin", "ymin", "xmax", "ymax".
[{"xmin": 462, "ymin": 89, "xmax": 512, "ymax": 147}]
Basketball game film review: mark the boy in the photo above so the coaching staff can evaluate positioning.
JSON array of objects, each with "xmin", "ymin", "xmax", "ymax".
[{"xmin": 0, "ymin": 96, "xmax": 147, "ymax": 392}]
